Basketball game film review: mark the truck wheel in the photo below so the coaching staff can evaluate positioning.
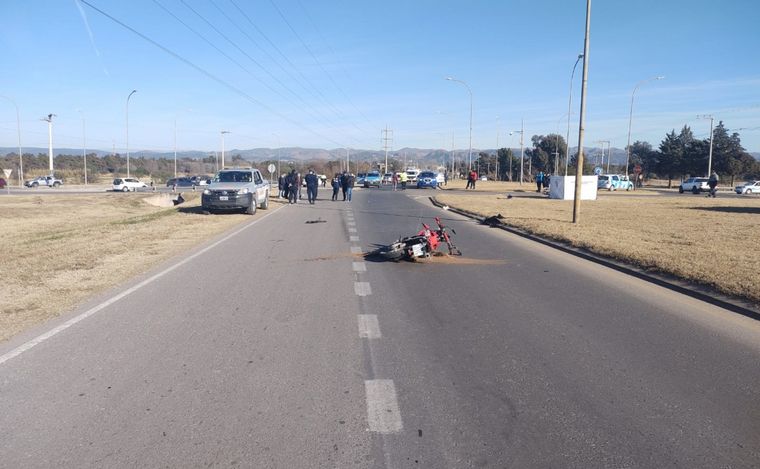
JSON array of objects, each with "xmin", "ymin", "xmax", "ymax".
[
  {"xmin": 678, "ymin": 186, "xmax": 684, "ymax": 193},
  {"xmin": 246, "ymin": 198, "xmax": 257, "ymax": 215},
  {"xmin": 259, "ymin": 193, "xmax": 269, "ymax": 210},
  {"xmin": 32, "ymin": 182, "xmax": 38, "ymax": 188},
  {"xmin": 53, "ymin": 182, "xmax": 60, "ymax": 188},
  {"xmin": 122, "ymin": 186, "xmax": 129, "ymax": 192}
]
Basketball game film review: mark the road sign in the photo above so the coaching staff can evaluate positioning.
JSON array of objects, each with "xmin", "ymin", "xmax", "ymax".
[
  {"xmin": 593, "ymin": 166, "xmax": 603, "ymax": 175},
  {"xmin": 267, "ymin": 164, "xmax": 276, "ymax": 173},
  {"xmin": 3, "ymin": 169, "xmax": 11, "ymax": 178}
]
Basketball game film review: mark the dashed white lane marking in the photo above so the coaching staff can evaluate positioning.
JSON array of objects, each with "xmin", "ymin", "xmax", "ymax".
[
  {"xmin": 350, "ymin": 246, "xmax": 363, "ymax": 255},
  {"xmin": 0, "ymin": 209, "xmax": 281, "ymax": 367},
  {"xmin": 358, "ymin": 315, "xmax": 381, "ymax": 339},
  {"xmin": 352, "ymin": 262, "xmax": 366, "ymax": 272},
  {"xmin": 350, "ymin": 235, "xmax": 360, "ymax": 242},
  {"xmin": 347, "ymin": 221, "xmax": 356, "ymax": 227},
  {"xmin": 354, "ymin": 282, "xmax": 372, "ymax": 296},
  {"xmin": 348, "ymin": 227, "xmax": 357, "ymax": 233},
  {"xmin": 365, "ymin": 380, "xmax": 403, "ymax": 433}
]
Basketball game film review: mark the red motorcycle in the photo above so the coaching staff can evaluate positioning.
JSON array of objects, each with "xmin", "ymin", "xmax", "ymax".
[{"xmin": 378, "ymin": 217, "xmax": 461, "ymax": 261}]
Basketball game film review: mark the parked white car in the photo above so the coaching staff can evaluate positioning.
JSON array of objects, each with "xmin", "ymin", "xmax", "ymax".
[
  {"xmin": 678, "ymin": 177, "xmax": 709, "ymax": 194},
  {"xmin": 112, "ymin": 178, "xmax": 148, "ymax": 192},
  {"xmin": 735, "ymin": 180, "xmax": 760, "ymax": 194},
  {"xmin": 405, "ymin": 169, "xmax": 420, "ymax": 183}
]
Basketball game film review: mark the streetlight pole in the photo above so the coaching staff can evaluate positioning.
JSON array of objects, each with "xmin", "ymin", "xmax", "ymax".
[
  {"xmin": 595, "ymin": 140, "xmax": 610, "ymax": 173},
  {"xmin": 221, "ymin": 130, "xmax": 230, "ymax": 169},
  {"xmin": 78, "ymin": 110, "xmax": 87, "ymax": 185},
  {"xmin": 697, "ymin": 114, "xmax": 714, "ymax": 176},
  {"xmin": 625, "ymin": 76, "xmax": 664, "ymax": 178},
  {"xmin": 565, "ymin": 54, "xmax": 584, "ymax": 176},
  {"xmin": 126, "ymin": 90, "xmax": 137, "ymax": 178},
  {"xmin": 42, "ymin": 114, "xmax": 56, "ymax": 176},
  {"xmin": 0, "ymin": 95, "xmax": 23, "ymax": 186},
  {"xmin": 173, "ymin": 118, "xmax": 178, "ymax": 179},
  {"xmin": 445, "ymin": 77, "xmax": 473, "ymax": 170}
]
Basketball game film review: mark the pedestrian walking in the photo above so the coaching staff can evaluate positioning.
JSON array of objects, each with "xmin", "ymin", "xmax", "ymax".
[
  {"xmin": 331, "ymin": 174, "xmax": 340, "ymax": 201},
  {"xmin": 278, "ymin": 174, "xmax": 286, "ymax": 198},
  {"xmin": 345, "ymin": 173, "xmax": 355, "ymax": 201},
  {"xmin": 287, "ymin": 169, "xmax": 298, "ymax": 204},
  {"xmin": 444, "ymin": 170, "xmax": 449, "ymax": 186},
  {"xmin": 392, "ymin": 172, "xmax": 398, "ymax": 191},
  {"xmin": 399, "ymin": 171, "xmax": 408, "ymax": 190},
  {"xmin": 305, "ymin": 169, "xmax": 319, "ymax": 204},
  {"xmin": 340, "ymin": 172, "xmax": 349, "ymax": 200},
  {"xmin": 536, "ymin": 171, "xmax": 544, "ymax": 193},
  {"xmin": 708, "ymin": 171, "xmax": 719, "ymax": 197}
]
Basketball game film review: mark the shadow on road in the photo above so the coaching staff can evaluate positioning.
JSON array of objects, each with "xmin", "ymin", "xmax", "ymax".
[{"xmin": 690, "ymin": 206, "xmax": 760, "ymax": 215}]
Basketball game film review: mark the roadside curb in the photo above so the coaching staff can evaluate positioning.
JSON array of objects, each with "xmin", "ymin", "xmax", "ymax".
[{"xmin": 429, "ymin": 196, "xmax": 760, "ymax": 321}]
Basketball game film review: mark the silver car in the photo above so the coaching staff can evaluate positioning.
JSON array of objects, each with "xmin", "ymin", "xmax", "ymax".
[{"xmin": 735, "ymin": 181, "xmax": 760, "ymax": 194}]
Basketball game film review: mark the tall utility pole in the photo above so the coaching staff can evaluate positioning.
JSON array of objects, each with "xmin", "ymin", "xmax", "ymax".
[
  {"xmin": 221, "ymin": 130, "xmax": 230, "ymax": 169},
  {"xmin": 511, "ymin": 120, "xmax": 525, "ymax": 184},
  {"xmin": 572, "ymin": 0, "xmax": 591, "ymax": 224},
  {"xmin": 596, "ymin": 140, "xmax": 610, "ymax": 172},
  {"xmin": 697, "ymin": 114, "xmax": 715, "ymax": 176},
  {"xmin": 173, "ymin": 119, "xmax": 178, "ymax": 178},
  {"xmin": 382, "ymin": 125, "xmax": 393, "ymax": 172},
  {"xmin": 42, "ymin": 114, "xmax": 56, "ymax": 175},
  {"xmin": 126, "ymin": 90, "xmax": 137, "ymax": 178}
]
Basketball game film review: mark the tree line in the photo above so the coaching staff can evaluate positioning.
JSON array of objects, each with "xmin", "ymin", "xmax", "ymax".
[{"xmin": 470, "ymin": 121, "xmax": 759, "ymax": 185}]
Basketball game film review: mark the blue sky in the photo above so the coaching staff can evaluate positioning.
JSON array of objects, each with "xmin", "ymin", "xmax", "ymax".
[{"xmin": 0, "ymin": 0, "xmax": 758, "ymax": 155}]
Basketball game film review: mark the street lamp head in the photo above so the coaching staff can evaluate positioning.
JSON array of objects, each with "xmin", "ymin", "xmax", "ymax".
[
  {"xmin": 445, "ymin": 77, "xmax": 453, "ymax": 81},
  {"xmin": 577, "ymin": 54, "xmax": 584, "ymax": 59},
  {"xmin": 655, "ymin": 76, "xmax": 665, "ymax": 80}
]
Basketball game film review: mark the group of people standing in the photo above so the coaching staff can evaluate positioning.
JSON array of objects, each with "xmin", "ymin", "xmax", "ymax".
[
  {"xmin": 279, "ymin": 169, "xmax": 322, "ymax": 204},
  {"xmin": 465, "ymin": 169, "xmax": 479, "ymax": 189},
  {"xmin": 331, "ymin": 172, "xmax": 355, "ymax": 201}
]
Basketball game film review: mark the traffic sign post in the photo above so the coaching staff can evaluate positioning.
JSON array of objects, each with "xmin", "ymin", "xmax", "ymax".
[{"xmin": 267, "ymin": 163, "xmax": 276, "ymax": 191}]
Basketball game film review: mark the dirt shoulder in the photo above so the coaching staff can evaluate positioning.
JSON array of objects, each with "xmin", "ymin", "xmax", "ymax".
[
  {"xmin": 435, "ymin": 190, "xmax": 760, "ymax": 306},
  {"xmin": 0, "ymin": 192, "xmax": 283, "ymax": 342}
]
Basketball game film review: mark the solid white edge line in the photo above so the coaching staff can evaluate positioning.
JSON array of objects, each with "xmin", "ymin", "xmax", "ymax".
[
  {"xmin": 365, "ymin": 379, "xmax": 403, "ymax": 433},
  {"xmin": 0, "ymin": 208, "xmax": 281, "ymax": 366}
]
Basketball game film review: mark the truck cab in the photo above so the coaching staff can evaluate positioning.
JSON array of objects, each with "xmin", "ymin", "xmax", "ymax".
[{"xmin": 202, "ymin": 168, "xmax": 270, "ymax": 214}]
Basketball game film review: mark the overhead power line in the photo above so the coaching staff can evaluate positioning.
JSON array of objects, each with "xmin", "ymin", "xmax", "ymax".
[
  {"xmin": 267, "ymin": 0, "xmax": 368, "ymax": 134},
  {"xmin": 79, "ymin": 0, "xmax": 347, "ymax": 148}
]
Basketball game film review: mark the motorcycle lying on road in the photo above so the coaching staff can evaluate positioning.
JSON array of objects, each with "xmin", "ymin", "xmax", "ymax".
[{"xmin": 377, "ymin": 217, "xmax": 462, "ymax": 261}]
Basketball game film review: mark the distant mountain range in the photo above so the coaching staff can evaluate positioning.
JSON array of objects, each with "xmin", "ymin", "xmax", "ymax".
[{"xmin": 2, "ymin": 146, "xmax": 758, "ymax": 164}]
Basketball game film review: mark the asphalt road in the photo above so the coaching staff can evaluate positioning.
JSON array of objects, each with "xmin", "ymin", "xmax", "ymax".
[{"xmin": 1, "ymin": 186, "xmax": 758, "ymax": 468}]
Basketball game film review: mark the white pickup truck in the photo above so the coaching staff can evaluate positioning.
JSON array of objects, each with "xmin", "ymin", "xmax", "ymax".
[{"xmin": 201, "ymin": 168, "xmax": 270, "ymax": 214}]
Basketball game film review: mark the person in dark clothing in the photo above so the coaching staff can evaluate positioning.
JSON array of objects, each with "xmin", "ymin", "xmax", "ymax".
[
  {"xmin": 345, "ymin": 173, "xmax": 355, "ymax": 201},
  {"xmin": 331, "ymin": 174, "xmax": 340, "ymax": 201},
  {"xmin": 305, "ymin": 169, "xmax": 319, "ymax": 204},
  {"xmin": 708, "ymin": 171, "xmax": 719, "ymax": 197},
  {"xmin": 278, "ymin": 174, "xmax": 286, "ymax": 198},
  {"xmin": 287, "ymin": 169, "xmax": 298, "ymax": 204},
  {"xmin": 536, "ymin": 171, "xmax": 544, "ymax": 192},
  {"xmin": 340, "ymin": 172, "xmax": 349, "ymax": 201}
]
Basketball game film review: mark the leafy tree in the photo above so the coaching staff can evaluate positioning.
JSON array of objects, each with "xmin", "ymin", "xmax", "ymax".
[
  {"xmin": 628, "ymin": 141, "xmax": 657, "ymax": 177},
  {"xmin": 497, "ymin": 147, "xmax": 516, "ymax": 181},
  {"xmin": 526, "ymin": 134, "xmax": 565, "ymax": 176}
]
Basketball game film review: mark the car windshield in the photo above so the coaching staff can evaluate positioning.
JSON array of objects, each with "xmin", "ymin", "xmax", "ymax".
[
  {"xmin": 215, "ymin": 171, "xmax": 252, "ymax": 183},
  {"xmin": 367, "ymin": 172, "xmax": 380, "ymax": 177},
  {"xmin": 599, "ymin": 176, "xmax": 608, "ymax": 181},
  {"xmin": 419, "ymin": 172, "xmax": 435, "ymax": 177}
]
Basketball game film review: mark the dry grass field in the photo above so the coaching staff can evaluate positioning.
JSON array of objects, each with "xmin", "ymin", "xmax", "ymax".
[
  {"xmin": 0, "ymin": 192, "xmax": 280, "ymax": 342},
  {"xmin": 436, "ymin": 190, "xmax": 760, "ymax": 306}
]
